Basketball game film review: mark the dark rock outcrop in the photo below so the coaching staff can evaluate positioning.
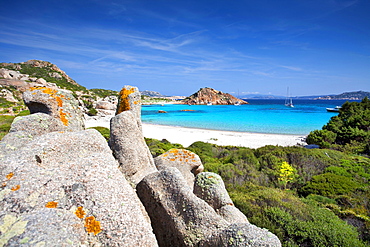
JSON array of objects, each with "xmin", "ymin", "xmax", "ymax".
[{"xmin": 182, "ymin": 87, "xmax": 248, "ymax": 105}]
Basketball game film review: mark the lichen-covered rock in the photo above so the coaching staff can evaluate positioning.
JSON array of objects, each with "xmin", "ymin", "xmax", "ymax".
[
  {"xmin": 0, "ymin": 129, "xmax": 158, "ymax": 246},
  {"xmin": 109, "ymin": 111, "xmax": 157, "ymax": 184},
  {"xmin": 194, "ymin": 172, "xmax": 234, "ymax": 210},
  {"xmin": 154, "ymin": 149, "xmax": 204, "ymax": 188},
  {"xmin": 136, "ymin": 167, "xmax": 229, "ymax": 247},
  {"xmin": 23, "ymin": 87, "xmax": 85, "ymax": 131},
  {"xmin": 194, "ymin": 172, "xmax": 249, "ymax": 224},
  {"xmin": 0, "ymin": 113, "xmax": 68, "ymax": 158},
  {"xmin": 115, "ymin": 85, "xmax": 141, "ymax": 127},
  {"xmin": 10, "ymin": 113, "xmax": 67, "ymax": 136},
  {"xmin": 200, "ymin": 223, "xmax": 281, "ymax": 247}
]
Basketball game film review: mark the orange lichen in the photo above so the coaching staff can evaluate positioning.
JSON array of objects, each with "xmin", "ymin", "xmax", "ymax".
[
  {"xmin": 29, "ymin": 87, "xmax": 70, "ymax": 126},
  {"xmin": 59, "ymin": 109, "xmax": 68, "ymax": 126},
  {"xmin": 56, "ymin": 96, "xmax": 63, "ymax": 107},
  {"xmin": 6, "ymin": 172, "xmax": 14, "ymax": 180},
  {"xmin": 45, "ymin": 201, "xmax": 58, "ymax": 208},
  {"xmin": 11, "ymin": 185, "xmax": 20, "ymax": 191},
  {"xmin": 116, "ymin": 87, "xmax": 136, "ymax": 115},
  {"xmin": 85, "ymin": 216, "xmax": 102, "ymax": 235},
  {"xmin": 75, "ymin": 206, "xmax": 86, "ymax": 219}
]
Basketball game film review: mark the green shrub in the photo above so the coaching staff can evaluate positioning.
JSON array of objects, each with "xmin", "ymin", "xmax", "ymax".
[
  {"xmin": 230, "ymin": 185, "xmax": 366, "ymax": 247},
  {"xmin": 145, "ymin": 138, "xmax": 184, "ymax": 157},
  {"xmin": 88, "ymin": 127, "xmax": 110, "ymax": 141},
  {"xmin": 300, "ymin": 173, "xmax": 360, "ymax": 197}
]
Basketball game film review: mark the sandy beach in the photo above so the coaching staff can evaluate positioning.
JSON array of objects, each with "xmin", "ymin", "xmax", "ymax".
[{"xmin": 85, "ymin": 116, "xmax": 307, "ymax": 149}]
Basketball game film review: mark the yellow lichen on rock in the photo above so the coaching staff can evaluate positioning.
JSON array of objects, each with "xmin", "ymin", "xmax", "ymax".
[
  {"xmin": 75, "ymin": 206, "xmax": 86, "ymax": 219},
  {"xmin": 6, "ymin": 172, "xmax": 13, "ymax": 180},
  {"xmin": 11, "ymin": 185, "xmax": 20, "ymax": 191},
  {"xmin": 45, "ymin": 201, "xmax": 58, "ymax": 208},
  {"xmin": 116, "ymin": 87, "xmax": 135, "ymax": 115},
  {"xmin": 84, "ymin": 216, "xmax": 101, "ymax": 235}
]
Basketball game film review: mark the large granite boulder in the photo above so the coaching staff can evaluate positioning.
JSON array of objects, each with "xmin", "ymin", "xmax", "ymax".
[
  {"xmin": 23, "ymin": 87, "xmax": 85, "ymax": 131},
  {"xmin": 200, "ymin": 223, "xmax": 281, "ymax": 247},
  {"xmin": 154, "ymin": 149, "xmax": 204, "ymax": 189},
  {"xmin": 115, "ymin": 85, "xmax": 141, "ymax": 128},
  {"xmin": 109, "ymin": 85, "xmax": 156, "ymax": 185},
  {"xmin": 0, "ymin": 129, "xmax": 158, "ymax": 246},
  {"xmin": 9, "ymin": 112, "xmax": 67, "ymax": 136},
  {"xmin": 109, "ymin": 111, "xmax": 157, "ymax": 185},
  {"xmin": 194, "ymin": 172, "xmax": 249, "ymax": 224},
  {"xmin": 136, "ymin": 167, "xmax": 230, "ymax": 247},
  {"xmin": 0, "ymin": 113, "xmax": 68, "ymax": 157}
]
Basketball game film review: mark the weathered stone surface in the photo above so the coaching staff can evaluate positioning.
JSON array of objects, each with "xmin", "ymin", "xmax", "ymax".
[
  {"xmin": 96, "ymin": 100, "xmax": 116, "ymax": 110},
  {"xmin": 194, "ymin": 172, "xmax": 234, "ymax": 210},
  {"xmin": 217, "ymin": 205, "xmax": 249, "ymax": 224},
  {"xmin": 154, "ymin": 149, "xmax": 204, "ymax": 188},
  {"xmin": 9, "ymin": 113, "xmax": 67, "ymax": 136},
  {"xmin": 0, "ymin": 129, "xmax": 158, "ymax": 246},
  {"xmin": 200, "ymin": 223, "xmax": 281, "ymax": 247},
  {"xmin": 115, "ymin": 85, "xmax": 141, "ymax": 128},
  {"xmin": 23, "ymin": 87, "xmax": 85, "ymax": 131},
  {"xmin": 136, "ymin": 167, "xmax": 229, "ymax": 247},
  {"xmin": 194, "ymin": 172, "xmax": 249, "ymax": 224},
  {"xmin": 109, "ymin": 111, "xmax": 157, "ymax": 184}
]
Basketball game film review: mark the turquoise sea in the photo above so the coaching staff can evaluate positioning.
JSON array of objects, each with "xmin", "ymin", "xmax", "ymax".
[{"xmin": 141, "ymin": 99, "xmax": 354, "ymax": 135}]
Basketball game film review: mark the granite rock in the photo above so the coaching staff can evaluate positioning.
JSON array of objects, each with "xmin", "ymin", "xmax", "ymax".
[
  {"xmin": 0, "ymin": 129, "xmax": 158, "ymax": 246},
  {"xmin": 136, "ymin": 167, "xmax": 229, "ymax": 247},
  {"xmin": 200, "ymin": 223, "xmax": 281, "ymax": 247},
  {"xmin": 109, "ymin": 111, "xmax": 157, "ymax": 185},
  {"xmin": 115, "ymin": 85, "xmax": 141, "ymax": 128},
  {"xmin": 23, "ymin": 87, "xmax": 85, "ymax": 131},
  {"xmin": 154, "ymin": 149, "xmax": 204, "ymax": 189}
]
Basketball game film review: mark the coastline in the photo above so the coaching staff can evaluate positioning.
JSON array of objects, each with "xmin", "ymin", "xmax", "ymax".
[
  {"xmin": 85, "ymin": 116, "xmax": 307, "ymax": 149},
  {"xmin": 142, "ymin": 123, "xmax": 307, "ymax": 148}
]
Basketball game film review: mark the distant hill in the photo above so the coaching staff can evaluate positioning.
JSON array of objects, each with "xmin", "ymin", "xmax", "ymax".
[
  {"xmin": 313, "ymin": 91, "xmax": 370, "ymax": 100},
  {"xmin": 182, "ymin": 87, "xmax": 248, "ymax": 105},
  {"xmin": 140, "ymin": 90, "xmax": 166, "ymax": 97}
]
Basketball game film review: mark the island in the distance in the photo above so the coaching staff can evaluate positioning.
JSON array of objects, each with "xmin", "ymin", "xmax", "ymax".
[{"xmin": 182, "ymin": 87, "xmax": 248, "ymax": 105}]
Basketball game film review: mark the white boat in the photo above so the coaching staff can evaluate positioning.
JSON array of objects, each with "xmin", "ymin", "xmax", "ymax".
[
  {"xmin": 285, "ymin": 87, "xmax": 294, "ymax": 107},
  {"xmin": 207, "ymin": 102, "xmax": 213, "ymax": 105},
  {"xmin": 326, "ymin": 106, "xmax": 341, "ymax": 112},
  {"xmin": 234, "ymin": 101, "xmax": 241, "ymax": 106}
]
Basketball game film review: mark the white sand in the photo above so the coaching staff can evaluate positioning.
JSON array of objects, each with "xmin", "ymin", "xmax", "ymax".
[{"xmin": 85, "ymin": 116, "xmax": 307, "ymax": 149}]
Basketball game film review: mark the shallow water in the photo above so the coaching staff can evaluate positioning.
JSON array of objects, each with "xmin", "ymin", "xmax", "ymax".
[{"xmin": 141, "ymin": 99, "xmax": 353, "ymax": 135}]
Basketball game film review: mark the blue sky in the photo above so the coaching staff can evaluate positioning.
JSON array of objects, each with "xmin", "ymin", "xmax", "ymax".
[{"xmin": 0, "ymin": 0, "xmax": 369, "ymax": 96}]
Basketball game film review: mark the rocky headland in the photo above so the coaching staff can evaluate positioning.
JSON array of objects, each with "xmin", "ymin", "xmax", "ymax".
[
  {"xmin": 182, "ymin": 87, "xmax": 248, "ymax": 105},
  {"xmin": 0, "ymin": 83, "xmax": 280, "ymax": 246}
]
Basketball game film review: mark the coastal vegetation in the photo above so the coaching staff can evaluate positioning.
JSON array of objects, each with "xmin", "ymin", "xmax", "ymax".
[
  {"xmin": 306, "ymin": 97, "xmax": 370, "ymax": 155},
  {"xmin": 145, "ymin": 140, "xmax": 369, "ymax": 246}
]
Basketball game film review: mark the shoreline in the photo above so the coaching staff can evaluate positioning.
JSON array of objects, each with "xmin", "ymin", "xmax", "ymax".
[
  {"xmin": 85, "ymin": 116, "xmax": 307, "ymax": 148},
  {"xmin": 141, "ymin": 123, "xmax": 307, "ymax": 148}
]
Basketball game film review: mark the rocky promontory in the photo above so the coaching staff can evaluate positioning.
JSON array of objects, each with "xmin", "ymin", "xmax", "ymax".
[
  {"xmin": 0, "ymin": 84, "xmax": 280, "ymax": 246},
  {"xmin": 182, "ymin": 87, "xmax": 248, "ymax": 105}
]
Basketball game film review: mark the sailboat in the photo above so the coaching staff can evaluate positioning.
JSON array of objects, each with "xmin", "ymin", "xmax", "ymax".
[{"xmin": 285, "ymin": 87, "xmax": 294, "ymax": 108}]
